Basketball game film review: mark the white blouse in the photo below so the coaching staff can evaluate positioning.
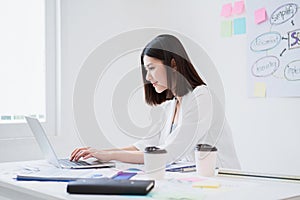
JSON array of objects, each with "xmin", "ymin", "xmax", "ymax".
[{"xmin": 134, "ymin": 85, "xmax": 241, "ymax": 169}]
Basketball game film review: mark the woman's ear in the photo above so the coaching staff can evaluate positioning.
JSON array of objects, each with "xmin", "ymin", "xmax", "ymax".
[{"xmin": 171, "ymin": 58, "xmax": 177, "ymax": 71}]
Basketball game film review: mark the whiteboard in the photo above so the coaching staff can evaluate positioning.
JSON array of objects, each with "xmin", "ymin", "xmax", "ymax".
[{"xmin": 246, "ymin": 0, "xmax": 300, "ymax": 97}]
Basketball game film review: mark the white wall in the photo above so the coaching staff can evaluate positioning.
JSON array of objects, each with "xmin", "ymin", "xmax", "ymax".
[{"xmin": 58, "ymin": 0, "xmax": 300, "ymax": 175}]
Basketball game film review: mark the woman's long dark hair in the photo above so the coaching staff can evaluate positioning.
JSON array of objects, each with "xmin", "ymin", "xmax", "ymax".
[{"xmin": 141, "ymin": 34, "xmax": 206, "ymax": 105}]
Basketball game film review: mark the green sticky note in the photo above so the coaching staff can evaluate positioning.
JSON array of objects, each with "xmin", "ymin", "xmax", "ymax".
[
  {"xmin": 221, "ymin": 20, "xmax": 232, "ymax": 37},
  {"xmin": 233, "ymin": 17, "xmax": 246, "ymax": 35},
  {"xmin": 254, "ymin": 82, "xmax": 266, "ymax": 97}
]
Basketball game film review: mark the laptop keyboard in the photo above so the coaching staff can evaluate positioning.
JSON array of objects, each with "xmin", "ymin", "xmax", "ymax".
[{"xmin": 59, "ymin": 159, "xmax": 91, "ymax": 167}]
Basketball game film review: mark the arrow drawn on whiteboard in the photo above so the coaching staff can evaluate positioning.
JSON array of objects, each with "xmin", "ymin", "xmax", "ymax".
[
  {"xmin": 291, "ymin": 20, "xmax": 294, "ymax": 26},
  {"xmin": 282, "ymin": 37, "xmax": 288, "ymax": 40},
  {"xmin": 280, "ymin": 48, "xmax": 286, "ymax": 57}
]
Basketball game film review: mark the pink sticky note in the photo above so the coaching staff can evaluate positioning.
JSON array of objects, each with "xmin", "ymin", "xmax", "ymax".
[
  {"xmin": 255, "ymin": 8, "xmax": 267, "ymax": 24},
  {"xmin": 233, "ymin": 1, "xmax": 245, "ymax": 15},
  {"xmin": 221, "ymin": 3, "xmax": 232, "ymax": 17}
]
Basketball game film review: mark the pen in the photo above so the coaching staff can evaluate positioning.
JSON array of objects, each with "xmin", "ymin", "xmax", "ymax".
[
  {"xmin": 166, "ymin": 165, "xmax": 196, "ymax": 172},
  {"xmin": 15, "ymin": 176, "xmax": 77, "ymax": 182}
]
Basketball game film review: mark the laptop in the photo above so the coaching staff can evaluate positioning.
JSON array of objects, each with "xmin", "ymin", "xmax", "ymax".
[{"xmin": 25, "ymin": 116, "xmax": 115, "ymax": 169}]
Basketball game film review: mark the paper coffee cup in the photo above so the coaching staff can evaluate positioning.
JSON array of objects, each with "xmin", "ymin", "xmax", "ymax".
[
  {"xmin": 195, "ymin": 144, "xmax": 217, "ymax": 177},
  {"xmin": 144, "ymin": 146, "xmax": 167, "ymax": 180}
]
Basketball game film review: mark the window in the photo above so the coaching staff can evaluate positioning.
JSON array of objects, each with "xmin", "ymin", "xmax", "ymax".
[{"xmin": 0, "ymin": 0, "xmax": 59, "ymax": 139}]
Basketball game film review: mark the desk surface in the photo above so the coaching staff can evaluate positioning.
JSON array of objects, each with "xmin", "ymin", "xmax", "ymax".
[{"xmin": 1, "ymin": 160, "xmax": 300, "ymax": 200}]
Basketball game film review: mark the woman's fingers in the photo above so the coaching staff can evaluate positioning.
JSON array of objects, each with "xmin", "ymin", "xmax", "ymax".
[
  {"xmin": 81, "ymin": 150, "xmax": 106, "ymax": 161},
  {"xmin": 83, "ymin": 154, "xmax": 93, "ymax": 160},
  {"xmin": 74, "ymin": 150, "xmax": 89, "ymax": 161},
  {"xmin": 70, "ymin": 147, "xmax": 90, "ymax": 161},
  {"xmin": 70, "ymin": 148, "xmax": 82, "ymax": 161},
  {"xmin": 70, "ymin": 147, "xmax": 107, "ymax": 162},
  {"xmin": 71, "ymin": 147, "xmax": 86, "ymax": 157}
]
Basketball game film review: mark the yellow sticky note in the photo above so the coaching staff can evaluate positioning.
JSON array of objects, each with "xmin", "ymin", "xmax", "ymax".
[
  {"xmin": 193, "ymin": 180, "xmax": 220, "ymax": 189},
  {"xmin": 254, "ymin": 82, "xmax": 266, "ymax": 97}
]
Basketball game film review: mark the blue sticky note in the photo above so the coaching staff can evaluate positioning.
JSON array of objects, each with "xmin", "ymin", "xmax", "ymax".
[{"xmin": 233, "ymin": 17, "xmax": 246, "ymax": 35}]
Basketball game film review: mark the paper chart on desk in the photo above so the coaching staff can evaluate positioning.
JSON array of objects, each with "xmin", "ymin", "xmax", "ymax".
[
  {"xmin": 149, "ymin": 179, "xmax": 206, "ymax": 200},
  {"xmin": 0, "ymin": 160, "xmax": 53, "ymax": 177},
  {"xmin": 16, "ymin": 167, "xmax": 117, "ymax": 181},
  {"xmin": 149, "ymin": 175, "xmax": 260, "ymax": 198}
]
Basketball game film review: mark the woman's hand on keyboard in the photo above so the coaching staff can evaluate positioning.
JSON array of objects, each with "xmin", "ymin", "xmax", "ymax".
[{"xmin": 70, "ymin": 147, "xmax": 112, "ymax": 162}]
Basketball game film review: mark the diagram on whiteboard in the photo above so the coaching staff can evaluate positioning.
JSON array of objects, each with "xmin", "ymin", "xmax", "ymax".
[{"xmin": 247, "ymin": 1, "xmax": 300, "ymax": 97}]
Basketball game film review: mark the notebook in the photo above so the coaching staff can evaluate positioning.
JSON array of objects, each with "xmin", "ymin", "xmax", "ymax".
[
  {"xmin": 67, "ymin": 178, "xmax": 155, "ymax": 195},
  {"xmin": 25, "ymin": 116, "xmax": 115, "ymax": 169}
]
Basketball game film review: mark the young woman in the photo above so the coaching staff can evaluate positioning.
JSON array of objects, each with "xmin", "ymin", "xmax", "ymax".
[{"xmin": 70, "ymin": 34, "xmax": 240, "ymax": 169}]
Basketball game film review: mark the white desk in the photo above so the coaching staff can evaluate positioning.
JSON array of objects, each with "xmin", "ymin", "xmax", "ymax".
[{"xmin": 1, "ymin": 160, "xmax": 300, "ymax": 200}]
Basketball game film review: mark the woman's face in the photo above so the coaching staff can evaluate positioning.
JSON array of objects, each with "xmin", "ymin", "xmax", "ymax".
[{"xmin": 143, "ymin": 55, "xmax": 168, "ymax": 93}]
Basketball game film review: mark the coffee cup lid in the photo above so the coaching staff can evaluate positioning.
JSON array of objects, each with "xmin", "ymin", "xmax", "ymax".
[
  {"xmin": 144, "ymin": 146, "xmax": 167, "ymax": 154},
  {"xmin": 195, "ymin": 144, "xmax": 217, "ymax": 152}
]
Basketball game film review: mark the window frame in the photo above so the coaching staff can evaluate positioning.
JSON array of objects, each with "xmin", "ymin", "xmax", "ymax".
[{"xmin": 0, "ymin": 0, "xmax": 60, "ymax": 140}]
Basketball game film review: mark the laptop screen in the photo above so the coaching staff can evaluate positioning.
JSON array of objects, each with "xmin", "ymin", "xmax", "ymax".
[{"xmin": 25, "ymin": 116, "xmax": 61, "ymax": 168}]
